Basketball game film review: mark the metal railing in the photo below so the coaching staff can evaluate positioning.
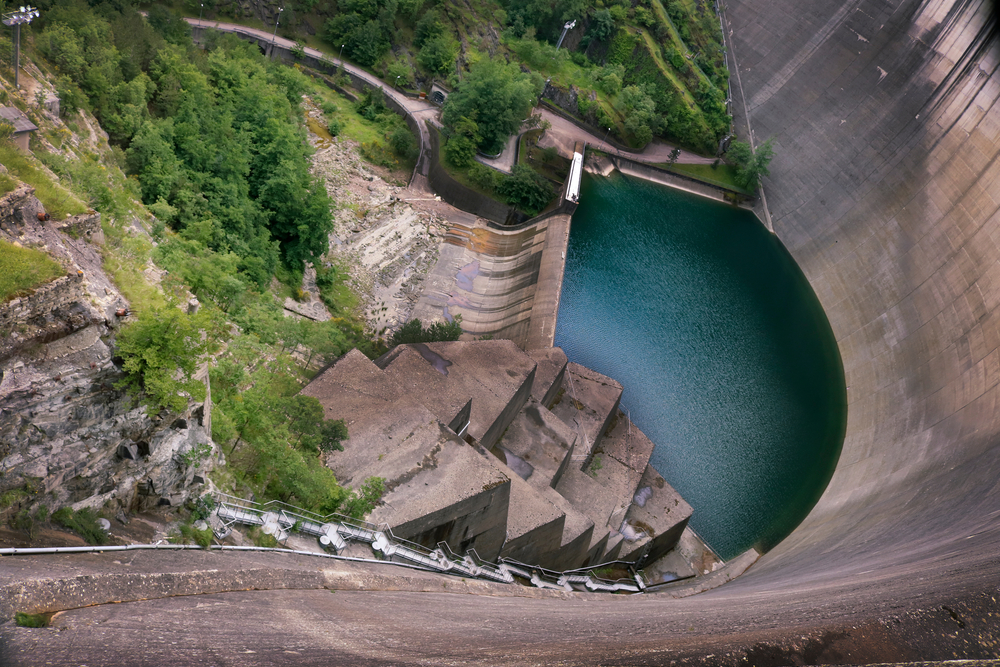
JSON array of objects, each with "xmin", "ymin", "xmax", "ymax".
[{"xmin": 211, "ymin": 492, "xmax": 647, "ymax": 593}]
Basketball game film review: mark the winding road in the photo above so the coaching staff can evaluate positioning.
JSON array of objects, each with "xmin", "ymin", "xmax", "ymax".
[{"xmin": 184, "ymin": 17, "xmax": 716, "ymax": 175}]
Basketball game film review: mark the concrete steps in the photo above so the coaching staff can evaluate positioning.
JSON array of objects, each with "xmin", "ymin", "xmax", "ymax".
[
  {"xmin": 547, "ymin": 363, "xmax": 622, "ymax": 460},
  {"xmin": 492, "ymin": 397, "xmax": 576, "ymax": 489},
  {"xmin": 618, "ymin": 463, "xmax": 692, "ymax": 564},
  {"xmin": 527, "ymin": 347, "xmax": 568, "ymax": 407}
]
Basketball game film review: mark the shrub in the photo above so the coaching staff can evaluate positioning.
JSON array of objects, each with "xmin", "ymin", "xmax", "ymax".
[
  {"xmin": 497, "ymin": 164, "xmax": 554, "ymax": 215},
  {"xmin": 389, "ymin": 316, "xmax": 463, "ymax": 346},
  {"xmin": 339, "ymin": 477, "xmax": 385, "ymax": 520},
  {"xmin": 115, "ymin": 307, "xmax": 212, "ymax": 413},
  {"xmin": 51, "ymin": 507, "xmax": 108, "ymax": 545}
]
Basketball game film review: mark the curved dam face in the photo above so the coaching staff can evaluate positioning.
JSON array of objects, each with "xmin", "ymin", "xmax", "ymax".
[{"xmin": 720, "ymin": 0, "xmax": 1000, "ymax": 599}]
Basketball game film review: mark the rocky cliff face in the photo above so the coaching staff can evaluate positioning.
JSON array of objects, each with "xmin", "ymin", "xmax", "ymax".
[{"xmin": 0, "ymin": 185, "xmax": 215, "ymax": 521}]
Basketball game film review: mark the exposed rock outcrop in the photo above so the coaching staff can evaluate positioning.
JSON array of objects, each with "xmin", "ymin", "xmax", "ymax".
[{"xmin": 0, "ymin": 186, "xmax": 216, "ymax": 519}]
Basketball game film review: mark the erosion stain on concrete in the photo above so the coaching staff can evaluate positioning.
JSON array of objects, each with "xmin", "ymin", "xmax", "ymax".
[{"xmin": 411, "ymin": 343, "xmax": 452, "ymax": 376}]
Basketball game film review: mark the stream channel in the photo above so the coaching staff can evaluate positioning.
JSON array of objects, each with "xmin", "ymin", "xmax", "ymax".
[{"xmin": 554, "ymin": 172, "xmax": 847, "ymax": 560}]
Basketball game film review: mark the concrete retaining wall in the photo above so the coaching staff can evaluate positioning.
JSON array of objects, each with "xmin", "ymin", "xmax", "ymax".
[{"xmin": 426, "ymin": 125, "xmax": 523, "ymax": 225}]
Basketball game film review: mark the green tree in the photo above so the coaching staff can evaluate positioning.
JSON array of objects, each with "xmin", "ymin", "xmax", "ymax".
[
  {"xmin": 498, "ymin": 164, "xmax": 554, "ymax": 215},
  {"xmin": 413, "ymin": 9, "xmax": 444, "ymax": 47},
  {"xmin": 588, "ymin": 9, "xmax": 615, "ymax": 42},
  {"xmin": 443, "ymin": 116, "xmax": 480, "ymax": 168},
  {"xmin": 115, "ymin": 307, "xmax": 212, "ymax": 413},
  {"xmin": 728, "ymin": 139, "xmax": 775, "ymax": 190},
  {"xmin": 349, "ymin": 20, "xmax": 389, "ymax": 66},
  {"xmin": 389, "ymin": 316, "xmax": 463, "ymax": 346},
  {"xmin": 340, "ymin": 477, "xmax": 385, "ymax": 519},
  {"xmin": 442, "ymin": 59, "xmax": 541, "ymax": 154},
  {"xmin": 417, "ymin": 35, "xmax": 457, "ymax": 76}
]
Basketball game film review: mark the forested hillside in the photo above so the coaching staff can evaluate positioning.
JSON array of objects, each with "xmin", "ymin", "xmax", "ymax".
[
  {"xmin": 167, "ymin": 0, "xmax": 731, "ymax": 152},
  {"xmin": 0, "ymin": 0, "xmax": 406, "ymax": 526}
]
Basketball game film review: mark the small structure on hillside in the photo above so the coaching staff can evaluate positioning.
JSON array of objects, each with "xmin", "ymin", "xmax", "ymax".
[{"xmin": 0, "ymin": 106, "xmax": 37, "ymax": 151}]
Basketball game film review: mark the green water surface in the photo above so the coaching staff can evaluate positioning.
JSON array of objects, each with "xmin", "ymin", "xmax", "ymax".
[{"xmin": 555, "ymin": 173, "xmax": 847, "ymax": 560}]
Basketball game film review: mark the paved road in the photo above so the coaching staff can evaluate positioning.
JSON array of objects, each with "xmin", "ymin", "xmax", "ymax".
[{"xmin": 185, "ymin": 18, "xmax": 439, "ymax": 177}]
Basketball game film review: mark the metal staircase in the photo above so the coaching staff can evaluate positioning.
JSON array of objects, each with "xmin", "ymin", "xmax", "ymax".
[{"xmin": 212, "ymin": 493, "xmax": 645, "ymax": 593}]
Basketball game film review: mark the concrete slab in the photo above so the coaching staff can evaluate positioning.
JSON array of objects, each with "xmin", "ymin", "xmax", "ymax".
[
  {"xmin": 599, "ymin": 409, "xmax": 654, "ymax": 476},
  {"xmin": 557, "ymin": 454, "xmax": 638, "ymax": 532},
  {"xmin": 301, "ymin": 349, "xmax": 445, "ymax": 487},
  {"xmin": 548, "ymin": 363, "xmax": 622, "ymax": 459},
  {"xmin": 527, "ymin": 347, "xmax": 568, "ymax": 407},
  {"xmin": 618, "ymin": 464, "xmax": 693, "ymax": 565},
  {"xmin": 380, "ymin": 340, "xmax": 537, "ymax": 449},
  {"xmin": 494, "ymin": 397, "xmax": 576, "ymax": 489},
  {"xmin": 497, "ymin": 469, "xmax": 566, "ymax": 566},
  {"xmin": 369, "ymin": 425, "xmax": 511, "ymax": 560}
]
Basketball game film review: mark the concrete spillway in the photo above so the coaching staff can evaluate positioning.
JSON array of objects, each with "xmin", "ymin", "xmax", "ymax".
[{"xmin": 4, "ymin": 1, "xmax": 1000, "ymax": 664}]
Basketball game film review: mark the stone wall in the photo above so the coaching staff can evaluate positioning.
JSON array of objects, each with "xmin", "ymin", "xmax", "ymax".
[
  {"xmin": 55, "ymin": 212, "xmax": 104, "ymax": 245},
  {"xmin": 426, "ymin": 125, "xmax": 525, "ymax": 225},
  {"xmin": 0, "ymin": 273, "xmax": 100, "ymax": 363},
  {"xmin": 0, "ymin": 191, "xmax": 216, "ymax": 520}
]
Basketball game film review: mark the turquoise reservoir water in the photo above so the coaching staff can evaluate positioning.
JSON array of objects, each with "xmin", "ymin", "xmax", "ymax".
[{"xmin": 555, "ymin": 173, "xmax": 847, "ymax": 560}]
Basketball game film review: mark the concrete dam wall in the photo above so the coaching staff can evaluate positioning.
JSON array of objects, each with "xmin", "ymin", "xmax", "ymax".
[{"xmin": 721, "ymin": 0, "xmax": 1000, "ymax": 597}]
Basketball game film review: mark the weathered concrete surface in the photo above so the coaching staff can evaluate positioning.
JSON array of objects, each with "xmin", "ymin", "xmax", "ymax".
[
  {"xmin": 410, "ymin": 216, "xmax": 550, "ymax": 345},
  {"xmin": 524, "ymin": 213, "xmax": 572, "ymax": 350},
  {"xmin": 526, "ymin": 346, "xmax": 568, "ymax": 406},
  {"xmin": 379, "ymin": 340, "xmax": 536, "ymax": 450}
]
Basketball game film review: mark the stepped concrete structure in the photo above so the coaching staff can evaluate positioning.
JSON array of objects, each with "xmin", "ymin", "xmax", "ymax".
[{"xmin": 302, "ymin": 340, "xmax": 693, "ymax": 570}]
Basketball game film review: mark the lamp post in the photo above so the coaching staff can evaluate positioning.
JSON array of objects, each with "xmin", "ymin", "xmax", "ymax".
[
  {"xmin": 339, "ymin": 43, "xmax": 345, "ymax": 63},
  {"xmin": 599, "ymin": 126, "xmax": 611, "ymax": 153},
  {"xmin": 271, "ymin": 7, "xmax": 283, "ymax": 50},
  {"xmin": 555, "ymin": 19, "xmax": 576, "ymax": 51},
  {"xmin": 395, "ymin": 75, "xmax": 400, "ymax": 91},
  {"xmin": 198, "ymin": 3, "xmax": 204, "ymax": 21},
  {"xmin": 3, "ymin": 6, "xmax": 39, "ymax": 90}
]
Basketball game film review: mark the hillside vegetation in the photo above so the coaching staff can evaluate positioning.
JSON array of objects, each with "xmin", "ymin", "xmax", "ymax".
[
  {"xmin": 0, "ymin": 0, "xmax": 408, "ymax": 521},
  {"xmin": 168, "ymin": 0, "xmax": 730, "ymax": 153}
]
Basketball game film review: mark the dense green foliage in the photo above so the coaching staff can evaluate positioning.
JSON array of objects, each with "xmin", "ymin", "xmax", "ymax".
[
  {"xmin": 210, "ymin": 336, "xmax": 351, "ymax": 513},
  {"xmin": 441, "ymin": 59, "xmax": 542, "ymax": 154},
  {"xmin": 497, "ymin": 164, "xmax": 554, "ymax": 214},
  {"xmin": 51, "ymin": 506, "xmax": 108, "ymax": 545},
  {"xmin": 389, "ymin": 316, "xmax": 464, "ymax": 346},
  {"xmin": 38, "ymin": 4, "xmax": 332, "ymax": 283},
  {"xmin": 728, "ymin": 139, "xmax": 775, "ymax": 190},
  {"xmin": 323, "ymin": 0, "xmax": 397, "ymax": 66},
  {"xmin": 0, "ymin": 238, "xmax": 64, "ymax": 301},
  {"xmin": 115, "ymin": 307, "xmax": 219, "ymax": 413}
]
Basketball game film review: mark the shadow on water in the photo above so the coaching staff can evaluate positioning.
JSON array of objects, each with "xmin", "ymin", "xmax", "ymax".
[{"xmin": 555, "ymin": 173, "xmax": 847, "ymax": 560}]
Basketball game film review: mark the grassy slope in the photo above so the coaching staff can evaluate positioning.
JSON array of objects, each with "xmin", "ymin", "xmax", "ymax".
[
  {"xmin": 0, "ymin": 142, "xmax": 88, "ymax": 220},
  {"xmin": 0, "ymin": 239, "xmax": 64, "ymax": 301}
]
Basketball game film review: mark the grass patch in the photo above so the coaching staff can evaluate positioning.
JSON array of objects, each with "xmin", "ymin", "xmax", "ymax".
[
  {"xmin": 170, "ymin": 521, "xmax": 214, "ymax": 548},
  {"xmin": 0, "ymin": 170, "xmax": 16, "ymax": 196},
  {"xmin": 51, "ymin": 507, "xmax": 108, "ymax": 545},
  {"xmin": 100, "ymin": 222, "xmax": 168, "ymax": 313},
  {"xmin": 0, "ymin": 239, "xmax": 64, "ymax": 301},
  {"xmin": 655, "ymin": 162, "xmax": 752, "ymax": 195},
  {"xmin": 14, "ymin": 612, "xmax": 53, "ymax": 628},
  {"xmin": 0, "ymin": 142, "xmax": 87, "ymax": 220},
  {"xmin": 308, "ymin": 85, "xmax": 416, "ymax": 178}
]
